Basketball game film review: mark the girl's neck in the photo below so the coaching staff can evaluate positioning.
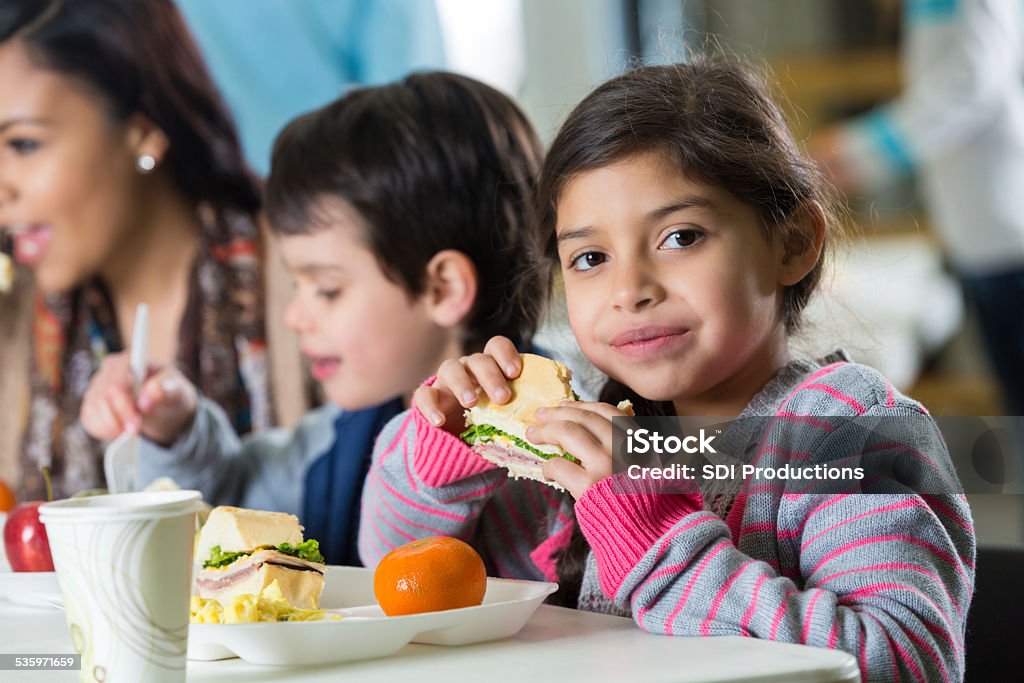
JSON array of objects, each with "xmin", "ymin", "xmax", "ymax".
[
  {"xmin": 672, "ymin": 329, "xmax": 792, "ymax": 417},
  {"xmin": 100, "ymin": 177, "xmax": 200, "ymax": 363}
]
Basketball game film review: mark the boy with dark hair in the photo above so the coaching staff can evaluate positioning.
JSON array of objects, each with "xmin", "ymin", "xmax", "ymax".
[{"xmin": 80, "ymin": 72, "xmax": 545, "ymax": 565}]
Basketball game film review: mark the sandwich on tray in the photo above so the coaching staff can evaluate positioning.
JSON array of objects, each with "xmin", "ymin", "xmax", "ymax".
[
  {"xmin": 194, "ymin": 506, "xmax": 326, "ymax": 609},
  {"xmin": 460, "ymin": 353, "xmax": 632, "ymax": 490}
]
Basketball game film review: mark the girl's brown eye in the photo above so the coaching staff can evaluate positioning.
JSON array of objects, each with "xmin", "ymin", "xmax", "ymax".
[
  {"xmin": 661, "ymin": 229, "xmax": 703, "ymax": 250},
  {"xmin": 570, "ymin": 251, "xmax": 606, "ymax": 271}
]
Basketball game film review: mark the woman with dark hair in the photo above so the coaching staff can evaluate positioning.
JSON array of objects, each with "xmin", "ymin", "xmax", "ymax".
[{"xmin": 0, "ymin": 0, "xmax": 283, "ymax": 499}]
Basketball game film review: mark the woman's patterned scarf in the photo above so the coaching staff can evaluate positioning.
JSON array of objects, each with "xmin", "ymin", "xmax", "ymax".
[{"xmin": 19, "ymin": 206, "xmax": 273, "ymax": 500}]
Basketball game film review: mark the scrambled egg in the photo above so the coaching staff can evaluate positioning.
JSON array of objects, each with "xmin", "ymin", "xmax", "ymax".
[{"xmin": 190, "ymin": 580, "xmax": 340, "ymax": 624}]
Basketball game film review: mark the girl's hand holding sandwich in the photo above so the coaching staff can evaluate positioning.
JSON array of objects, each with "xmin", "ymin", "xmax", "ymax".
[
  {"xmin": 414, "ymin": 335, "xmax": 523, "ymax": 433},
  {"xmin": 530, "ymin": 402, "xmax": 629, "ymax": 500},
  {"xmin": 81, "ymin": 352, "xmax": 198, "ymax": 446},
  {"xmin": 414, "ymin": 333, "xmax": 630, "ymax": 499}
]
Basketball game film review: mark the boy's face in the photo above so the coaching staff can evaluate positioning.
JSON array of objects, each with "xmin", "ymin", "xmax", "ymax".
[{"xmin": 277, "ymin": 199, "xmax": 451, "ymax": 410}]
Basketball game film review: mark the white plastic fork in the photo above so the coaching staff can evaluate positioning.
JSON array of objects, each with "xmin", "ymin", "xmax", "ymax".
[{"xmin": 103, "ymin": 303, "xmax": 148, "ymax": 494}]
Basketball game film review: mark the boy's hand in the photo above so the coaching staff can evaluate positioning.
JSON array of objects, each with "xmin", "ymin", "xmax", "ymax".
[
  {"xmin": 532, "ymin": 401, "xmax": 631, "ymax": 500},
  {"xmin": 413, "ymin": 335, "xmax": 522, "ymax": 435},
  {"xmin": 81, "ymin": 353, "xmax": 198, "ymax": 447}
]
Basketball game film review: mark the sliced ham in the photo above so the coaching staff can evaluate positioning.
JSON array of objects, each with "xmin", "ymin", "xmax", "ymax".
[{"xmin": 196, "ymin": 549, "xmax": 326, "ymax": 608}]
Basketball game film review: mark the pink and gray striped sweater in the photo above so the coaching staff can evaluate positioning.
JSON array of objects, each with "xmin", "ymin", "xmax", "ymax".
[{"xmin": 359, "ymin": 358, "xmax": 975, "ymax": 683}]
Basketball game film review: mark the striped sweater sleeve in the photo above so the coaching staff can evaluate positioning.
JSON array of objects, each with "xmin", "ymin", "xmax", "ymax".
[
  {"xmin": 576, "ymin": 365, "xmax": 975, "ymax": 683},
  {"xmin": 358, "ymin": 407, "xmax": 501, "ymax": 566},
  {"xmin": 358, "ymin": 407, "xmax": 574, "ymax": 579}
]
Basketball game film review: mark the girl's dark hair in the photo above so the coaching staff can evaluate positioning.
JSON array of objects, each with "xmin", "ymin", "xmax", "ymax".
[
  {"xmin": 0, "ymin": 0, "xmax": 259, "ymax": 213},
  {"xmin": 539, "ymin": 57, "xmax": 840, "ymax": 599},
  {"xmin": 535, "ymin": 56, "xmax": 838, "ymax": 417},
  {"xmin": 265, "ymin": 71, "xmax": 546, "ymax": 352}
]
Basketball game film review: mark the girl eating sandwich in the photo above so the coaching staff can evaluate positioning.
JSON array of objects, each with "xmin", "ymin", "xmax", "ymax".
[{"xmin": 359, "ymin": 58, "xmax": 975, "ymax": 683}]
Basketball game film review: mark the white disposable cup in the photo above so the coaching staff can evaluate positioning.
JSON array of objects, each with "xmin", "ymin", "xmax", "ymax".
[{"xmin": 40, "ymin": 491, "xmax": 202, "ymax": 683}]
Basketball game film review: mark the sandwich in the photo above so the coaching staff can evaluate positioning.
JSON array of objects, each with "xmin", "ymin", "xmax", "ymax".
[
  {"xmin": 194, "ymin": 506, "xmax": 326, "ymax": 610},
  {"xmin": 460, "ymin": 354, "xmax": 632, "ymax": 489}
]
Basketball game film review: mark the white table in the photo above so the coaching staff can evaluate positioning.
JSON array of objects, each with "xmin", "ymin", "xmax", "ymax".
[{"xmin": 0, "ymin": 601, "xmax": 858, "ymax": 683}]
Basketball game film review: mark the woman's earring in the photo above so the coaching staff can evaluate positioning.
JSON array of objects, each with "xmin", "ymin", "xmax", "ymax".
[{"xmin": 136, "ymin": 154, "xmax": 157, "ymax": 174}]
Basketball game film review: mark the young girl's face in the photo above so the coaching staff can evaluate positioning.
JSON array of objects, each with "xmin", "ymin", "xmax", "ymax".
[
  {"xmin": 556, "ymin": 152, "xmax": 792, "ymax": 414},
  {"xmin": 278, "ymin": 198, "xmax": 453, "ymax": 410}
]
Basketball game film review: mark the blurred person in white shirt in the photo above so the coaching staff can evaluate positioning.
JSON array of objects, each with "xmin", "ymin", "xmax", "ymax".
[{"xmin": 811, "ymin": 0, "xmax": 1024, "ymax": 416}]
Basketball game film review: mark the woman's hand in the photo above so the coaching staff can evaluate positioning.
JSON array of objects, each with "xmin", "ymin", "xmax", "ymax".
[
  {"xmin": 531, "ymin": 401, "xmax": 631, "ymax": 500},
  {"xmin": 80, "ymin": 352, "xmax": 198, "ymax": 447},
  {"xmin": 413, "ymin": 336, "xmax": 522, "ymax": 435}
]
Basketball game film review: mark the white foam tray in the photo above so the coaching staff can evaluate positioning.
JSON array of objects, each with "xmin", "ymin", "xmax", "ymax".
[{"xmin": 187, "ymin": 565, "xmax": 557, "ymax": 666}]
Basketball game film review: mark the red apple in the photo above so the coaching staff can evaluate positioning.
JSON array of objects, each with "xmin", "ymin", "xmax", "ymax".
[{"xmin": 3, "ymin": 501, "xmax": 54, "ymax": 572}]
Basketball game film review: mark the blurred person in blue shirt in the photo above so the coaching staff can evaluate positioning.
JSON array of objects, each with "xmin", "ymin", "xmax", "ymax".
[{"xmin": 176, "ymin": 0, "xmax": 446, "ymax": 174}]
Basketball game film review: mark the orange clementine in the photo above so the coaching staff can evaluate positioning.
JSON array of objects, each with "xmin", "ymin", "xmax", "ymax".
[
  {"xmin": 373, "ymin": 536, "xmax": 487, "ymax": 616},
  {"xmin": 0, "ymin": 479, "xmax": 15, "ymax": 513}
]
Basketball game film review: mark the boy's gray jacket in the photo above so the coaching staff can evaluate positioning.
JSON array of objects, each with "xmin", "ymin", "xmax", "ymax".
[{"xmin": 137, "ymin": 398, "xmax": 340, "ymax": 515}]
